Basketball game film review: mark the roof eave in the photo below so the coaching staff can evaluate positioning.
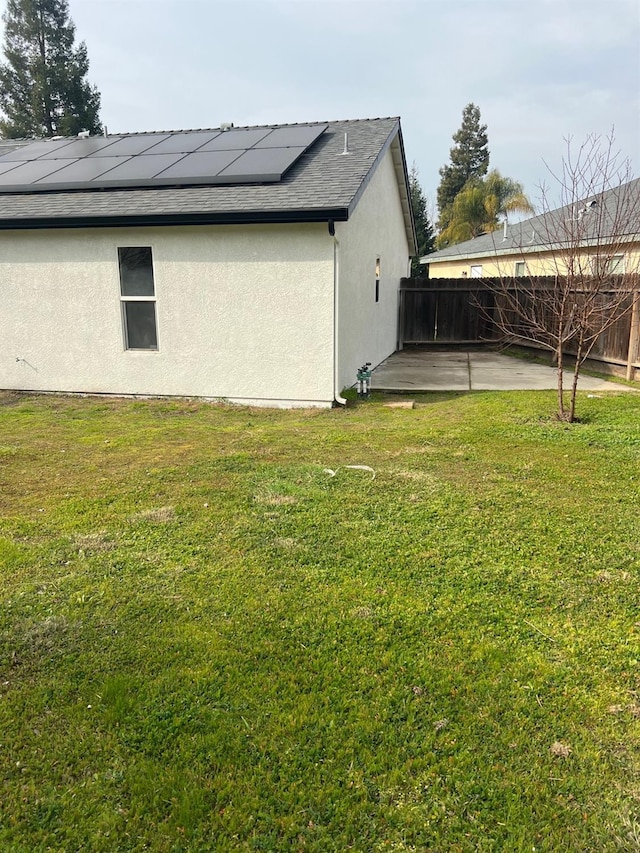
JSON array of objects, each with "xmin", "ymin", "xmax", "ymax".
[
  {"xmin": 389, "ymin": 127, "xmax": 418, "ymax": 256},
  {"xmin": 421, "ymin": 232, "xmax": 640, "ymax": 265},
  {"xmin": 0, "ymin": 206, "xmax": 351, "ymax": 231},
  {"xmin": 345, "ymin": 119, "xmax": 417, "ymax": 255}
]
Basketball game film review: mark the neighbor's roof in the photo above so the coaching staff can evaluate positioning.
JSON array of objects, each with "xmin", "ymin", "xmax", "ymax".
[
  {"xmin": 0, "ymin": 118, "xmax": 416, "ymax": 252},
  {"xmin": 422, "ymin": 177, "xmax": 640, "ymax": 264}
]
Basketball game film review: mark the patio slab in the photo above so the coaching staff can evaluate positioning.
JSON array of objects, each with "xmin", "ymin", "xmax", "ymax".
[
  {"xmin": 370, "ymin": 350, "xmax": 470, "ymax": 390},
  {"xmin": 370, "ymin": 348, "xmax": 633, "ymax": 393}
]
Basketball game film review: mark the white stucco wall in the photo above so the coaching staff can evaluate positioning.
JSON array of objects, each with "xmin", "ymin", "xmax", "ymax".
[
  {"xmin": 335, "ymin": 148, "xmax": 410, "ymax": 392},
  {"xmin": 1, "ymin": 223, "xmax": 336, "ymax": 406}
]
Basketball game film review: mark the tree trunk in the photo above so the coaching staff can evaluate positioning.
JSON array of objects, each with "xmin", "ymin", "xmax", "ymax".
[
  {"xmin": 556, "ymin": 341, "xmax": 566, "ymax": 420},
  {"xmin": 37, "ymin": 14, "xmax": 54, "ymax": 135},
  {"xmin": 569, "ymin": 337, "xmax": 584, "ymax": 423}
]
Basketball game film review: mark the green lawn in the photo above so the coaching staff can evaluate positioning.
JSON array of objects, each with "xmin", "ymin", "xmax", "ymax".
[{"xmin": 1, "ymin": 389, "xmax": 639, "ymax": 852}]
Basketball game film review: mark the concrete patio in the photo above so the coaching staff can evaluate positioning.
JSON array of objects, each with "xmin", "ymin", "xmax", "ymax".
[{"xmin": 370, "ymin": 347, "xmax": 632, "ymax": 393}]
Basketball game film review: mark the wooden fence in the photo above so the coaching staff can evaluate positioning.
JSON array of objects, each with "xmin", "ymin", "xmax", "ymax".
[{"xmin": 398, "ymin": 276, "xmax": 640, "ymax": 378}]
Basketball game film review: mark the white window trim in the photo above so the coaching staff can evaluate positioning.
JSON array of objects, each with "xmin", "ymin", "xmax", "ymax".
[
  {"xmin": 118, "ymin": 246, "xmax": 160, "ymax": 351},
  {"xmin": 590, "ymin": 253, "xmax": 626, "ymax": 275}
]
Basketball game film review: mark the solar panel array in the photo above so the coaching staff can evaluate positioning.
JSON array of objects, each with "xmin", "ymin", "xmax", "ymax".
[{"xmin": 0, "ymin": 125, "xmax": 328, "ymax": 193}]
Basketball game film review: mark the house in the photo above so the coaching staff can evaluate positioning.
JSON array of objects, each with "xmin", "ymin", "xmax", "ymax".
[
  {"xmin": 422, "ymin": 178, "xmax": 640, "ymax": 279},
  {"xmin": 0, "ymin": 117, "xmax": 416, "ymax": 407}
]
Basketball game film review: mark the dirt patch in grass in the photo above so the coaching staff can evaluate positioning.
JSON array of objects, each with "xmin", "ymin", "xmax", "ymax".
[
  {"xmin": 131, "ymin": 506, "xmax": 176, "ymax": 523},
  {"xmin": 22, "ymin": 615, "xmax": 70, "ymax": 649},
  {"xmin": 253, "ymin": 493, "xmax": 297, "ymax": 506},
  {"xmin": 73, "ymin": 531, "xmax": 116, "ymax": 552}
]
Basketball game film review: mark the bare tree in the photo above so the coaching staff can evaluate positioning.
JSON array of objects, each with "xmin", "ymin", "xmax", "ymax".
[{"xmin": 489, "ymin": 133, "xmax": 640, "ymax": 422}]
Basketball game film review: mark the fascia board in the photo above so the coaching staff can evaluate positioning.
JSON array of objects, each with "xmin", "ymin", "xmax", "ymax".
[{"xmin": 0, "ymin": 207, "xmax": 351, "ymax": 231}]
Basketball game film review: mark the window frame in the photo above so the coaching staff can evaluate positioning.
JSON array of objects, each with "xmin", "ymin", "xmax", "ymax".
[
  {"xmin": 514, "ymin": 261, "xmax": 526, "ymax": 277},
  {"xmin": 590, "ymin": 253, "xmax": 625, "ymax": 276},
  {"xmin": 118, "ymin": 246, "xmax": 159, "ymax": 351}
]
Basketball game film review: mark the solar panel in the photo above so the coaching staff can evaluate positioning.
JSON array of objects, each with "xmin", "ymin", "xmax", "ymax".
[
  {"xmin": 198, "ymin": 128, "xmax": 271, "ymax": 151},
  {"xmin": 0, "ymin": 160, "xmax": 25, "ymax": 176},
  {"xmin": 0, "ymin": 158, "xmax": 78, "ymax": 184},
  {"xmin": 0, "ymin": 124, "xmax": 328, "ymax": 192},
  {"xmin": 143, "ymin": 131, "xmax": 220, "ymax": 156},
  {"xmin": 95, "ymin": 153, "xmax": 185, "ymax": 182},
  {"xmin": 35, "ymin": 156, "xmax": 131, "ymax": 185},
  {"xmin": 0, "ymin": 139, "xmax": 31, "ymax": 158},
  {"xmin": 218, "ymin": 146, "xmax": 306, "ymax": 180},
  {"xmin": 53, "ymin": 137, "xmax": 122, "ymax": 157},
  {"xmin": 255, "ymin": 125, "xmax": 326, "ymax": 149},
  {"xmin": 88, "ymin": 134, "xmax": 170, "ymax": 157},
  {"xmin": 154, "ymin": 150, "xmax": 242, "ymax": 181},
  {"xmin": 0, "ymin": 138, "xmax": 77, "ymax": 162}
]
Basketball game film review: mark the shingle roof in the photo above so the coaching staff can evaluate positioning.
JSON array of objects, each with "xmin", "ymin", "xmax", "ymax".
[
  {"xmin": 0, "ymin": 118, "xmax": 416, "ymax": 251},
  {"xmin": 423, "ymin": 177, "xmax": 640, "ymax": 264}
]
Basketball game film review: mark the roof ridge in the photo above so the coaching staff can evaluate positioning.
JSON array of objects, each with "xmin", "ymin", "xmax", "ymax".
[
  {"xmin": 111, "ymin": 117, "xmax": 399, "ymax": 139},
  {"xmin": 0, "ymin": 117, "xmax": 400, "ymax": 143}
]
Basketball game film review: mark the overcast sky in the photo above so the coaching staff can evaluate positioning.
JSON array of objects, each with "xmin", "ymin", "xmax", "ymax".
[{"xmin": 1, "ymin": 0, "xmax": 638, "ymax": 213}]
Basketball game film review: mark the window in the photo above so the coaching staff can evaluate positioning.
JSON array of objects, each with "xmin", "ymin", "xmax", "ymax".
[
  {"xmin": 375, "ymin": 257, "xmax": 380, "ymax": 303},
  {"xmin": 590, "ymin": 254, "xmax": 625, "ymax": 275},
  {"xmin": 470, "ymin": 265, "xmax": 483, "ymax": 278},
  {"xmin": 515, "ymin": 261, "xmax": 526, "ymax": 277},
  {"xmin": 118, "ymin": 247, "xmax": 158, "ymax": 350}
]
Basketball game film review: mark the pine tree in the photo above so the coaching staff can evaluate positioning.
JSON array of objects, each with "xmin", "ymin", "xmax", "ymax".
[
  {"xmin": 437, "ymin": 103, "xmax": 490, "ymax": 230},
  {"xmin": 409, "ymin": 164, "xmax": 435, "ymax": 275},
  {"xmin": 0, "ymin": 0, "xmax": 101, "ymax": 138}
]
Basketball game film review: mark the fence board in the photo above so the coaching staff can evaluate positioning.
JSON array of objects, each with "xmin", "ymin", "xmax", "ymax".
[{"xmin": 399, "ymin": 277, "xmax": 640, "ymax": 374}]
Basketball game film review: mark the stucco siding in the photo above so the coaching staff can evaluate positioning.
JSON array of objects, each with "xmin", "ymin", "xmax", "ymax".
[
  {"xmin": 336, "ymin": 149, "xmax": 410, "ymax": 392},
  {"xmin": 1, "ymin": 224, "xmax": 336, "ymax": 405}
]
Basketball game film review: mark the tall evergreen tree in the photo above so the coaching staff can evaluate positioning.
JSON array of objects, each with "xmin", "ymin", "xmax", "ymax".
[
  {"xmin": 409, "ymin": 164, "xmax": 435, "ymax": 275},
  {"xmin": 437, "ymin": 103, "xmax": 489, "ymax": 230},
  {"xmin": 0, "ymin": 0, "xmax": 101, "ymax": 138}
]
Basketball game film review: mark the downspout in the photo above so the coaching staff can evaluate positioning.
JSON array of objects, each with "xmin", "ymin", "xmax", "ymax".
[{"xmin": 332, "ymin": 229, "xmax": 347, "ymax": 406}]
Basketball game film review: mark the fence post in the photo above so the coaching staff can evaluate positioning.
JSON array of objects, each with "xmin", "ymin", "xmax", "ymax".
[
  {"xmin": 397, "ymin": 287, "xmax": 405, "ymax": 351},
  {"xmin": 626, "ymin": 290, "xmax": 640, "ymax": 381}
]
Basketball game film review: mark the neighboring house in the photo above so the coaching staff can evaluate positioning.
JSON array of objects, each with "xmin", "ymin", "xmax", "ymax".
[
  {"xmin": 0, "ymin": 117, "xmax": 415, "ymax": 407},
  {"xmin": 422, "ymin": 178, "xmax": 640, "ymax": 279}
]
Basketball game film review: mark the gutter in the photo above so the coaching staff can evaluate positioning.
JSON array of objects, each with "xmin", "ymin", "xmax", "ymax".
[{"xmin": 0, "ymin": 207, "xmax": 351, "ymax": 231}]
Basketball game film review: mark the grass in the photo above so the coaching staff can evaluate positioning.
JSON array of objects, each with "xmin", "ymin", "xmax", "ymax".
[{"xmin": 1, "ymin": 389, "xmax": 639, "ymax": 851}]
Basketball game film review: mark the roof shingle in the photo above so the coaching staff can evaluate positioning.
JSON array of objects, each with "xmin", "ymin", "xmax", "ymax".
[
  {"xmin": 0, "ymin": 118, "xmax": 401, "ymax": 225},
  {"xmin": 423, "ymin": 177, "xmax": 640, "ymax": 264}
]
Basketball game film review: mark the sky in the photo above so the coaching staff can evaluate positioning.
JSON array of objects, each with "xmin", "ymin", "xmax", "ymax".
[{"xmin": 1, "ymin": 0, "xmax": 639, "ymax": 215}]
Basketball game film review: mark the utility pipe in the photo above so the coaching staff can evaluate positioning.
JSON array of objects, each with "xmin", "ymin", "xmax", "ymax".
[{"xmin": 333, "ymin": 234, "xmax": 347, "ymax": 406}]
